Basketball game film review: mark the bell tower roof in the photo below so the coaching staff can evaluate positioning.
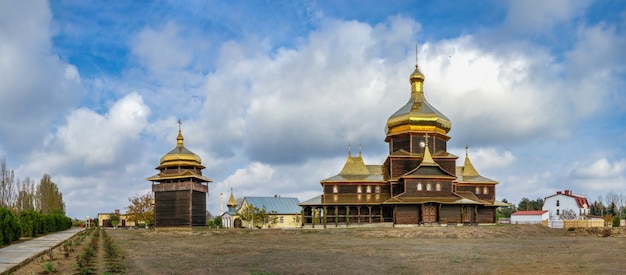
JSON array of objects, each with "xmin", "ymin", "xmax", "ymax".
[{"xmin": 158, "ymin": 119, "xmax": 204, "ymax": 169}]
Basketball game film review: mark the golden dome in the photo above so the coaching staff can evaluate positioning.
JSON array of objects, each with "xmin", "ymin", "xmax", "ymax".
[
  {"xmin": 386, "ymin": 64, "xmax": 452, "ymax": 136},
  {"xmin": 158, "ymin": 128, "xmax": 204, "ymax": 168}
]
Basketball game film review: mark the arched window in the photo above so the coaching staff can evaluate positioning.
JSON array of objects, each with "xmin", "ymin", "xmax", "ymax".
[
  {"xmin": 427, "ymin": 183, "xmax": 432, "ymax": 191},
  {"xmin": 483, "ymin": 187, "xmax": 488, "ymax": 194},
  {"xmin": 417, "ymin": 183, "xmax": 422, "ymax": 191},
  {"xmin": 357, "ymin": 186, "xmax": 362, "ymax": 193},
  {"xmin": 333, "ymin": 185, "xmax": 338, "ymax": 193},
  {"xmin": 556, "ymin": 200, "xmax": 560, "ymax": 206},
  {"xmin": 366, "ymin": 186, "xmax": 372, "ymax": 193},
  {"xmin": 375, "ymin": 186, "xmax": 381, "ymax": 193},
  {"xmin": 436, "ymin": 183, "xmax": 441, "ymax": 191},
  {"xmin": 475, "ymin": 187, "xmax": 480, "ymax": 194}
]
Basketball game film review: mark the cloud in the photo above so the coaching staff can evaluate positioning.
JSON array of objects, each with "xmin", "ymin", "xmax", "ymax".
[
  {"xmin": 131, "ymin": 21, "xmax": 195, "ymax": 75},
  {"xmin": 18, "ymin": 92, "xmax": 150, "ymax": 177},
  {"xmin": 571, "ymin": 158, "xmax": 626, "ymax": 179},
  {"xmin": 502, "ymin": 0, "xmax": 591, "ymax": 35},
  {"xmin": 0, "ymin": 0, "xmax": 81, "ymax": 156},
  {"xmin": 193, "ymin": 17, "xmax": 423, "ymax": 164}
]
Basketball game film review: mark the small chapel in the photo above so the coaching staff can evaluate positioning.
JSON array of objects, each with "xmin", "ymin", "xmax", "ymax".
[
  {"xmin": 300, "ymin": 60, "xmax": 507, "ymax": 226},
  {"xmin": 147, "ymin": 120, "xmax": 212, "ymax": 227}
]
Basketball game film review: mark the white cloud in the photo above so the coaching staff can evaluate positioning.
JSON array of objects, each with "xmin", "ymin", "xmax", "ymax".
[
  {"xmin": 453, "ymin": 146, "xmax": 516, "ymax": 171},
  {"xmin": 18, "ymin": 92, "xmax": 150, "ymax": 178},
  {"xmin": 0, "ymin": 0, "xmax": 81, "ymax": 155},
  {"xmin": 571, "ymin": 158, "xmax": 626, "ymax": 179},
  {"xmin": 131, "ymin": 21, "xmax": 193, "ymax": 75}
]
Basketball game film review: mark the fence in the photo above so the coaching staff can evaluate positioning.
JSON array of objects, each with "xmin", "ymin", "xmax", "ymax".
[{"xmin": 542, "ymin": 219, "xmax": 604, "ymax": 228}]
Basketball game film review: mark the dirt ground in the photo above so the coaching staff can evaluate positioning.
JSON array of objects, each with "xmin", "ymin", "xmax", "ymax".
[{"xmin": 12, "ymin": 225, "xmax": 626, "ymax": 274}]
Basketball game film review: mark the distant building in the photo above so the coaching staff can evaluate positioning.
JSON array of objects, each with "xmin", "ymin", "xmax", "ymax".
[
  {"xmin": 98, "ymin": 209, "xmax": 137, "ymax": 228},
  {"xmin": 301, "ymin": 61, "xmax": 507, "ymax": 227},
  {"xmin": 221, "ymin": 191, "xmax": 238, "ymax": 229},
  {"xmin": 511, "ymin": 210, "xmax": 549, "ymax": 224},
  {"xmin": 237, "ymin": 196, "xmax": 301, "ymax": 229},
  {"xmin": 543, "ymin": 190, "xmax": 590, "ymax": 220},
  {"xmin": 147, "ymin": 121, "xmax": 212, "ymax": 228}
]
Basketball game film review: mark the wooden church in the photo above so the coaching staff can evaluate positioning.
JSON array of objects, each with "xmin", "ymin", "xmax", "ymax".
[
  {"xmin": 147, "ymin": 121, "xmax": 212, "ymax": 227},
  {"xmin": 300, "ymin": 62, "xmax": 507, "ymax": 226}
]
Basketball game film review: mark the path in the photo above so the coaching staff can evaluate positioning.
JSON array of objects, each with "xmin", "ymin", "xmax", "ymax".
[{"xmin": 0, "ymin": 227, "xmax": 83, "ymax": 274}]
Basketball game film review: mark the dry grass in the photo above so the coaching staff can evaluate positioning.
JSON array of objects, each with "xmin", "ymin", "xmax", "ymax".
[
  {"xmin": 102, "ymin": 225, "xmax": 626, "ymax": 274},
  {"xmin": 11, "ymin": 225, "xmax": 626, "ymax": 274}
]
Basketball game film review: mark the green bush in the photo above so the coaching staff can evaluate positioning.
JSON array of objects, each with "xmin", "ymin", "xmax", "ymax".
[
  {"xmin": 18, "ymin": 210, "xmax": 40, "ymax": 237},
  {"xmin": 0, "ymin": 208, "xmax": 21, "ymax": 245},
  {"xmin": 18, "ymin": 211, "xmax": 72, "ymax": 238},
  {"xmin": 613, "ymin": 216, "xmax": 621, "ymax": 227}
]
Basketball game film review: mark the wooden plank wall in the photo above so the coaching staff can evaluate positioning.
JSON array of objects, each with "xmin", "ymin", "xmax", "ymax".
[{"xmin": 396, "ymin": 205, "xmax": 420, "ymax": 224}]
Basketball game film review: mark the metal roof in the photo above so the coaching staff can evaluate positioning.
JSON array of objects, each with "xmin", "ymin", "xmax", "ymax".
[{"xmin": 242, "ymin": 197, "xmax": 301, "ymax": 214}]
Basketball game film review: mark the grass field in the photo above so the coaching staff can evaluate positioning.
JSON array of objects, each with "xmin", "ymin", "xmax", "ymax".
[{"xmin": 13, "ymin": 225, "xmax": 626, "ymax": 274}]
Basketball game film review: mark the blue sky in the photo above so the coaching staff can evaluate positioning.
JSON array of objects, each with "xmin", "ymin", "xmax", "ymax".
[{"xmin": 1, "ymin": 0, "xmax": 625, "ymax": 219}]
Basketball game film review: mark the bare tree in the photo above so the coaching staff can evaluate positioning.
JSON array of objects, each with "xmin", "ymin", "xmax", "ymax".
[
  {"xmin": 15, "ymin": 177, "xmax": 36, "ymax": 212},
  {"xmin": 559, "ymin": 209, "xmax": 578, "ymax": 220},
  {"xmin": 0, "ymin": 157, "xmax": 16, "ymax": 209}
]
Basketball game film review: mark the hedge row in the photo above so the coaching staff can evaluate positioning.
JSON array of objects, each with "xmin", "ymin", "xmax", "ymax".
[
  {"xmin": 18, "ymin": 210, "xmax": 72, "ymax": 238},
  {"xmin": 0, "ymin": 208, "xmax": 73, "ymax": 245},
  {"xmin": 0, "ymin": 208, "xmax": 20, "ymax": 245}
]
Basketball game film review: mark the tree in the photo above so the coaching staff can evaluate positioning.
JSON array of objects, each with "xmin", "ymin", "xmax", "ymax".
[
  {"xmin": 238, "ymin": 203, "xmax": 259, "ymax": 228},
  {"xmin": 518, "ymin": 197, "xmax": 543, "ymax": 211},
  {"xmin": 126, "ymin": 192, "xmax": 154, "ymax": 228},
  {"xmin": 590, "ymin": 200, "xmax": 605, "ymax": 216},
  {"xmin": 36, "ymin": 174, "xmax": 65, "ymax": 214},
  {"xmin": 497, "ymin": 198, "xmax": 517, "ymax": 218},
  {"xmin": 15, "ymin": 177, "xmax": 36, "ymax": 212},
  {"xmin": 0, "ymin": 157, "xmax": 16, "ymax": 209},
  {"xmin": 559, "ymin": 209, "xmax": 577, "ymax": 220},
  {"xmin": 109, "ymin": 212, "xmax": 121, "ymax": 229}
]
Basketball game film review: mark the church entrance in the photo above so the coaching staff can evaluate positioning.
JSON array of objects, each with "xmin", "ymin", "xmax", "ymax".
[
  {"xmin": 462, "ymin": 206, "xmax": 472, "ymax": 223},
  {"xmin": 422, "ymin": 204, "xmax": 437, "ymax": 223}
]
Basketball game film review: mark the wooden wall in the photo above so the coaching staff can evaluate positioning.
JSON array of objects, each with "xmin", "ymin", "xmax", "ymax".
[
  {"xmin": 396, "ymin": 205, "xmax": 420, "ymax": 224},
  {"xmin": 155, "ymin": 190, "xmax": 206, "ymax": 227},
  {"xmin": 440, "ymin": 205, "xmax": 462, "ymax": 224}
]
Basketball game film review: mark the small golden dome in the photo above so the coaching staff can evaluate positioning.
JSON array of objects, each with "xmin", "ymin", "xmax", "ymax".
[{"xmin": 386, "ymin": 64, "xmax": 451, "ymax": 136}]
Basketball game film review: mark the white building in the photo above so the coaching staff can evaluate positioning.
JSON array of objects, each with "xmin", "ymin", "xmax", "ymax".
[
  {"xmin": 543, "ymin": 190, "xmax": 590, "ymax": 220},
  {"xmin": 511, "ymin": 210, "xmax": 549, "ymax": 224}
]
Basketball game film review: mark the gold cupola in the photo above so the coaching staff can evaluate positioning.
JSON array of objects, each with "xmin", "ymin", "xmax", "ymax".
[
  {"xmin": 386, "ymin": 64, "xmax": 452, "ymax": 137},
  {"xmin": 157, "ymin": 120, "xmax": 204, "ymax": 169}
]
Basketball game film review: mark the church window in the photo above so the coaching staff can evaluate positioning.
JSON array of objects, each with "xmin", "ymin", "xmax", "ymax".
[
  {"xmin": 366, "ymin": 186, "xmax": 372, "ymax": 193},
  {"xmin": 475, "ymin": 187, "xmax": 480, "ymax": 194},
  {"xmin": 280, "ymin": 216, "xmax": 284, "ymax": 223},
  {"xmin": 417, "ymin": 183, "xmax": 423, "ymax": 191},
  {"xmin": 556, "ymin": 200, "xmax": 560, "ymax": 206},
  {"xmin": 375, "ymin": 186, "xmax": 381, "ymax": 193},
  {"xmin": 556, "ymin": 209, "xmax": 560, "ymax": 215},
  {"xmin": 426, "ymin": 183, "xmax": 432, "ymax": 191},
  {"xmin": 357, "ymin": 186, "xmax": 362, "ymax": 193},
  {"xmin": 436, "ymin": 183, "xmax": 441, "ymax": 191},
  {"xmin": 333, "ymin": 185, "xmax": 338, "ymax": 193},
  {"xmin": 483, "ymin": 187, "xmax": 488, "ymax": 194}
]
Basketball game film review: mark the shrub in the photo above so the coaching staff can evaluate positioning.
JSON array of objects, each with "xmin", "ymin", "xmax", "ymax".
[
  {"xmin": 567, "ymin": 227, "xmax": 576, "ymax": 231},
  {"xmin": 601, "ymin": 228, "xmax": 612, "ymax": 237},
  {"xmin": 613, "ymin": 216, "xmax": 621, "ymax": 227},
  {"xmin": 0, "ymin": 208, "xmax": 21, "ymax": 245}
]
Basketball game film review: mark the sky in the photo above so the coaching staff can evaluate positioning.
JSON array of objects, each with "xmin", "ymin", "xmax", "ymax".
[{"xmin": 1, "ymin": 0, "xmax": 625, "ymax": 219}]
